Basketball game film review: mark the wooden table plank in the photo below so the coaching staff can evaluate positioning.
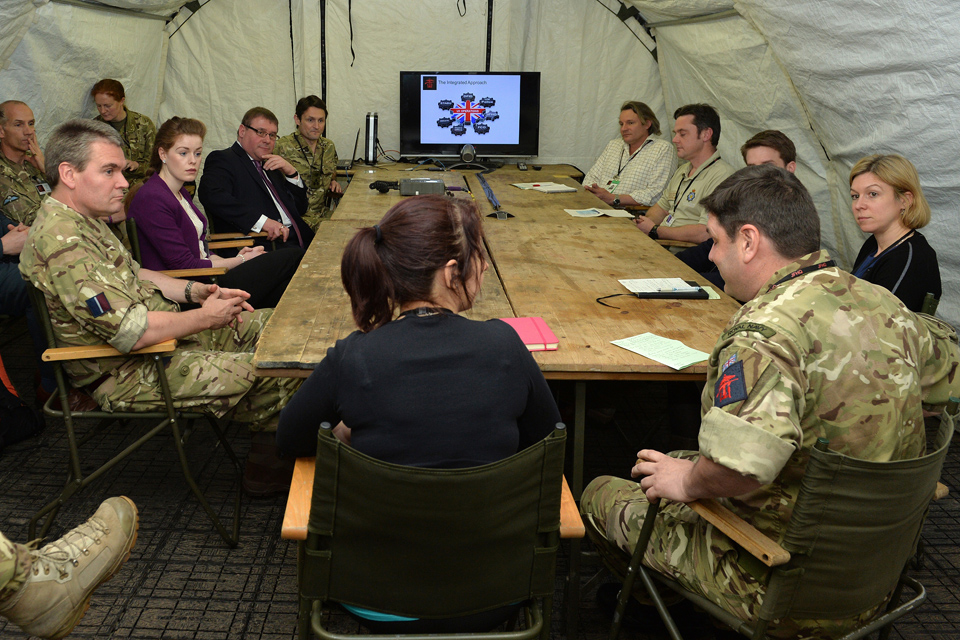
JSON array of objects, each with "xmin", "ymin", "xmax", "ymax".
[
  {"xmin": 281, "ymin": 456, "xmax": 584, "ymax": 541},
  {"xmin": 484, "ymin": 222, "xmax": 741, "ymax": 377},
  {"xmin": 253, "ymin": 220, "xmax": 514, "ymax": 374}
]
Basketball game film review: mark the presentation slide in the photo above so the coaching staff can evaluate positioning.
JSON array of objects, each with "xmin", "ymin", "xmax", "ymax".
[{"xmin": 419, "ymin": 74, "xmax": 521, "ymax": 145}]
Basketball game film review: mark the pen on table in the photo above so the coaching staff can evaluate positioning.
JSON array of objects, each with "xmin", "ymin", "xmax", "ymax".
[{"xmin": 656, "ymin": 287, "xmax": 700, "ymax": 292}]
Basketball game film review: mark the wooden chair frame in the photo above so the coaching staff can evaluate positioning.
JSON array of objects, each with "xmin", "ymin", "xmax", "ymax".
[{"xmin": 26, "ymin": 285, "xmax": 242, "ymax": 547}]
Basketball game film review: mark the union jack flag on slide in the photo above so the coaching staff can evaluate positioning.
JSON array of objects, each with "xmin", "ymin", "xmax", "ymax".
[{"xmin": 450, "ymin": 100, "xmax": 486, "ymax": 125}]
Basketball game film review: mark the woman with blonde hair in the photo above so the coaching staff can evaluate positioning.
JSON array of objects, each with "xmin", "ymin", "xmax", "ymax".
[{"xmin": 849, "ymin": 154, "xmax": 940, "ymax": 311}]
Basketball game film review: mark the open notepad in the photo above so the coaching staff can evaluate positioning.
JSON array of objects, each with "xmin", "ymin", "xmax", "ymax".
[{"xmin": 611, "ymin": 333, "xmax": 709, "ymax": 370}]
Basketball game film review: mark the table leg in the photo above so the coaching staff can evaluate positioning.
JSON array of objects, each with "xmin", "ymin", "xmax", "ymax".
[
  {"xmin": 572, "ymin": 381, "xmax": 586, "ymax": 499},
  {"xmin": 565, "ymin": 380, "xmax": 586, "ymax": 638}
]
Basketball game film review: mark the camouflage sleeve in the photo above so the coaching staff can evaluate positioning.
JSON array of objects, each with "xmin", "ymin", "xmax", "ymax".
[
  {"xmin": 917, "ymin": 313, "xmax": 960, "ymax": 406},
  {"xmin": 42, "ymin": 243, "xmax": 150, "ymax": 353},
  {"xmin": 125, "ymin": 113, "xmax": 156, "ymax": 182},
  {"xmin": 322, "ymin": 139, "xmax": 338, "ymax": 183},
  {"xmin": 699, "ymin": 341, "xmax": 803, "ymax": 485}
]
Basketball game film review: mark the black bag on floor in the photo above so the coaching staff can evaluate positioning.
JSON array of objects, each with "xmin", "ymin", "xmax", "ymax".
[{"xmin": 0, "ymin": 354, "xmax": 44, "ymax": 455}]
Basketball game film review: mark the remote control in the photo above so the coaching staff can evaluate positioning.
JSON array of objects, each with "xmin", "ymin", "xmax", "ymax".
[{"xmin": 517, "ymin": 162, "xmax": 528, "ymax": 171}]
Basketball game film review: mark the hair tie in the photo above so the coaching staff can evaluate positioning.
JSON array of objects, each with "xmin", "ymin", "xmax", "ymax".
[{"xmin": 373, "ymin": 224, "xmax": 383, "ymax": 244}]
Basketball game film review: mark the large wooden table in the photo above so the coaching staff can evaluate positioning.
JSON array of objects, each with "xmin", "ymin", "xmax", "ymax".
[{"xmin": 253, "ymin": 163, "xmax": 740, "ymax": 637}]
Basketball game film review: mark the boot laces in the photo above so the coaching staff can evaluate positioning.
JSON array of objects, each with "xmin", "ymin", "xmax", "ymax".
[{"xmin": 31, "ymin": 517, "xmax": 110, "ymax": 580}]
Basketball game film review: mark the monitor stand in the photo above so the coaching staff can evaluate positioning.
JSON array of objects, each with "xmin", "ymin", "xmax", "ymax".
[{"xmin": 444, "ymin": 158, "xmax": 504, "ymax": 171}]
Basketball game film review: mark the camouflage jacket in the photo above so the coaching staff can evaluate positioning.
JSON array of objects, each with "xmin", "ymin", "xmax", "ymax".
[
  {"xmin": 95, "ymin": 109, "xmax": 156, "ymax": 183},
  {"xmin": 698, "ymin": 250, "xmax": 960, "ymax": 541},
  {"xmin": 19, "ymin": 197, "xmax": 177, "ymax": 386},
  {"xmin": 0, "ymin": 153, "xmax": 48, "ymax": 226},
  {"xmin": 273, "ymin": 132, "xmax": 338, "ymax": 226}
]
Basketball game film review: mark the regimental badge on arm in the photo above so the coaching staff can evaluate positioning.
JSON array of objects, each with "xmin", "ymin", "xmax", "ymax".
[
  {"xmin": 86, "ymin": 292, "xmax": 112, "ymax": 317},
  {"xmin": 715, "ymin": 358, "xmax": 748, "ymax": 408}
]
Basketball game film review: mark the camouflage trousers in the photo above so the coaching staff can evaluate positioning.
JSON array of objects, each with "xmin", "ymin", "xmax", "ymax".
[
  {"xmin": 0, "ymin": 532, "xmax": 29, "ymax": 603},
  {"xmin": 91, "ymin": 309, "xmax": 301, "ymax": 432},
  {"xmin": 581, "ymin": 475, "xmax": 880, "ymax": 640},
  {"xmin": 302, "ymin": 205, "xmax": 333, "ymax": 233}
]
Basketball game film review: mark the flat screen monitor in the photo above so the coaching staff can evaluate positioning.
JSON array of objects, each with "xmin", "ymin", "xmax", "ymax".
[{"xmin": 399, "ymin": 71, "xmax": 540, "ymax": 159}]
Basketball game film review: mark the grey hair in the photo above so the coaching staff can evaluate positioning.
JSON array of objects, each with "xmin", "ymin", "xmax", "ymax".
[{"xmin": 45, "ymin": 119, "xmax": 122, "ymax": 189}]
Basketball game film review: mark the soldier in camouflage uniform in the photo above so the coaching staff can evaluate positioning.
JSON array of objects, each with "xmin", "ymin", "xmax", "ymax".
[
  {"xmin": 20, "ymin": 119, "xmax": 302, "ymax": 493},
  {"xmin": 273, "ymin": 95, "xmax": 341, "ymax": 231},
  {"xmin": 581, "ymin": 165, "xmax": 960, "ymax": 639},
  {"xmin": 0, "ymin": 100, "xmax": 87, "ymax": 413},
  {"xmin": 91, "ymin": 79, "xmax": 156, "ymax": 185},
  {"xmin": 0, "ymin": 102, "xmax": 49, "ymax": 227}
]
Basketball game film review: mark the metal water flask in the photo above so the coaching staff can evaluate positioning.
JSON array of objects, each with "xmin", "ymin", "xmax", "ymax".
[{"xmin": 364, "ymin": 112, "xmax": 378, "ymax": 165}]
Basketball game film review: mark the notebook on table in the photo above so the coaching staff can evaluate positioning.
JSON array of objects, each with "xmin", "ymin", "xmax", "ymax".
[{"xmin": 499, "ymin": 317, "xmax": 559, "ymax": 351}]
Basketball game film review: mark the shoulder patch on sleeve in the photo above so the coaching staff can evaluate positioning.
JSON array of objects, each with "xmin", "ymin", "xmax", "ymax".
[
  {"xmin": 714, "ymin": 360, "xmax": 748, "ymax": 408},
  {"xmin": 722, "ymin": 322, "xmax": 776, "ymax": 341},
  {"xmin": 85, "ymin": 292, "xmax": 112, "ymax": 317}
]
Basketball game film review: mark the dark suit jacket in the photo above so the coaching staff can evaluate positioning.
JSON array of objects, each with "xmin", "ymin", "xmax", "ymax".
[{"xmin": 197, "ymin": 142, "xmax": 313, "ymax": 247}]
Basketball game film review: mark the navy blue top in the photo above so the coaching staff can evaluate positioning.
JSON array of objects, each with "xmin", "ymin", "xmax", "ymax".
[
  {"xmin": 852, "ymin": 231, "xmax": 940, "ymax": 312},
  {"xmin": 276, "ymin": 313, "xmax": 561, "ymax": 468}
]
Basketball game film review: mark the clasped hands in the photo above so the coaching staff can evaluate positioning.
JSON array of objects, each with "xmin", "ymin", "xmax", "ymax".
[{"xmin": 195, "ymin": 283, "xmax": 254, "ymax": 330}]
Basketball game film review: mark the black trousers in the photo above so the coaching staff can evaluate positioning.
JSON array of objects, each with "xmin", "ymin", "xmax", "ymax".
[{"xmin": 216, "ymin": 246, "xmax": 304, "ymax": 309}]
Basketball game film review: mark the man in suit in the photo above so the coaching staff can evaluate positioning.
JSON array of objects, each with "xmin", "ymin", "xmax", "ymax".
[{"xmin": 198, "ymin": 107, "xmax": 313, "ymax": 248}]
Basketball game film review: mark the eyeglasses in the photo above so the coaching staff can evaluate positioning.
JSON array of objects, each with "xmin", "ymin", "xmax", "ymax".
[{"xmin": 243, "ymin": 124, "xmax": 279, "ymax": 141}]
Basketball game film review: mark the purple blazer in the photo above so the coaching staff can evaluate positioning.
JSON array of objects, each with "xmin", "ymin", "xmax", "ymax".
[{"xmin": 128, "ymin": 173, "xmax": 213, "ymax": 270}]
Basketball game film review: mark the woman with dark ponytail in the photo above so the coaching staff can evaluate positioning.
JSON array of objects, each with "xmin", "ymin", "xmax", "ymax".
[{"xmin": 277, "ymin": 194, "xmax": 560, "ymax": 468}]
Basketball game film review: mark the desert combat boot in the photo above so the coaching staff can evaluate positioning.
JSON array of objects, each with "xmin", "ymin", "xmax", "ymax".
[{"xmin": 0, "ymin": 496, "xmax": 138, "ymax": 639}]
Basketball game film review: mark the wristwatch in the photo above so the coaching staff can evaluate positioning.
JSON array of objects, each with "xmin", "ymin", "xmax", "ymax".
[
  {"xmin": 648, "ymin": 224, "xmax": 660, "ymax": 240},
  {"xmin": 612, "ymin": 196, "xmax": 621, "ymax": 208}
]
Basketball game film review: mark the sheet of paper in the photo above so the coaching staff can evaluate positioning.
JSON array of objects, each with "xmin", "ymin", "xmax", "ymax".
[
  {"xmin": 512, "ymin": 183, "xmax": 540, "ymax": 189},
  {"xmin": 565, "ymin": 208, "xmax": 636, "ymax": 218},
  {"xmin": 533, "ymin": 183, "xmax": 577, "ymax": 193},
  {"xmin": 611, "ymin": 333, "xmax": 709, "ymax": 370},
  {"xmin": 618, "ymin": 278, "xmax": 699, "ymax": 293},
  {"xmin": 593, "ymin": 208, "xmax": 635, "ymax": 218}
]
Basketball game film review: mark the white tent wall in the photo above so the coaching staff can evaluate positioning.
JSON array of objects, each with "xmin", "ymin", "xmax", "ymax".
[
  {"xmin": 322, "ymin": 1, "xmax": 488, "ymax": 163},
  {"xmin": 489, "ymin": 0, "xmax": 665, "ymax": 171},
  {"xmin": 0, "ymin": 1, "xmax": 165, "ymax": 149},
  {"xmin": 319, "ymin": 0, "xmax": 664, "ymax": 172},
  {"xmin": 159, "ymin": 0, "xmax": 297, "ymax": 159}
]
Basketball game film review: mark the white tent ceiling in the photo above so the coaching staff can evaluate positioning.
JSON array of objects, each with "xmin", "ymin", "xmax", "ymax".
[{"xmin": 1, "ymin": 0, "xmax": 957, "ymax": 325}]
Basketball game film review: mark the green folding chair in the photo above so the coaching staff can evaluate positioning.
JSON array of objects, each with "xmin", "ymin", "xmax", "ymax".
[
  {"xmin": 26, "ymin": 284, "xmax": 242, "ymax": 547},
  {"xmin": 607, "ymin": 408, "xmax": 954, "ymax": 640},
  {"xmin": 297, "ymin": 422, "xmax": 567, "ymax": 640}
]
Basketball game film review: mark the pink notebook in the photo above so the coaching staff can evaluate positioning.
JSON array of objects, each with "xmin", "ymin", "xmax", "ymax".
[{"xmin": 499, "ymin": 317, "xmax": 559, "ymax": 351}]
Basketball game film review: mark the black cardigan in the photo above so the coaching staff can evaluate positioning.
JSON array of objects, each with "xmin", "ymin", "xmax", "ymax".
[{"xmin": 852, "ymin": 232, "xmax": 940, "ymax": 312}]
